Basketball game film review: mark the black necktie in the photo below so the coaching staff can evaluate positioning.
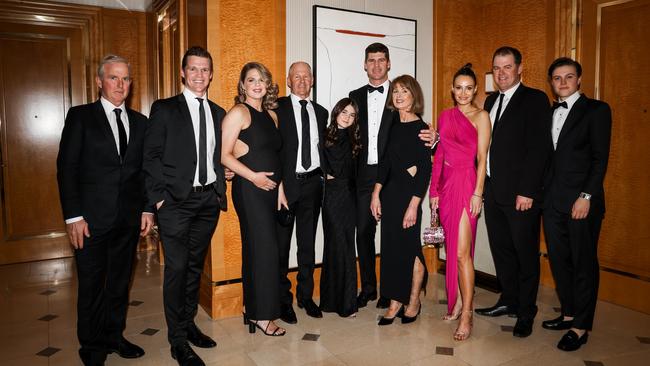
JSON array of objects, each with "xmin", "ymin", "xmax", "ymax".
[
  {"xmin": 299, "ymin": 99, "xmax": 311, "ymax": 170},
  {"xmin": 553, "ymin": 101, "xmax": 568, "ymax": 110},
  {"xmin": 367, "ymin": 85, "xmax": 384, "ymax": 94},
  {"xmin": 113, "ymin": 108, "xmax": 127, "ymax": 162},
  {"xmin": 492, "ymin": 93, "xmax": 505, "ymax": 132},
  {"xmin": 197, "ymin": 97, "xmax": 207, "ymax": 185}
]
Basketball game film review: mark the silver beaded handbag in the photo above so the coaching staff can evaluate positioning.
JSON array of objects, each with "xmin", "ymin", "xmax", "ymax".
[{"xmin": 423, "ymin": 208, "xmax": 445, "ymax": 248}]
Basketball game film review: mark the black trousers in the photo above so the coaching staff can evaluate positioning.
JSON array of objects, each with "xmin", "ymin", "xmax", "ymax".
[
  {"xmin": 356, "ymin": 163, "xmax": 379, "ymax": 297},
  {"xmin": 483, "ymin": 179, "xmax": 541, "ymax": 319},
  {"xmin": 543, "ymin": 205, "xmax": 602, "ymax": 330},
  {"xmin": 157, "ymin": 189, "xmax": 220, "ymax": 346},
  {"xmin": 277, "ymin": 174, "xmax": 322, "ymax": 303},
  {"xmin": 75, "ymin": 223, "xmax": 140, "ymax": 364}
]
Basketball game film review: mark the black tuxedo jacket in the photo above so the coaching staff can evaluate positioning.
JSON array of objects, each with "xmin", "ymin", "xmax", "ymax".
[
  {"xmin": 57, "ymin": 100, "xmax": 150, "ymax": 230},
  {"xmin": 484, "ymin": 84, "xmax": 550, "ymax": 205},
  {"xmin": 276, "ymin": 96, "xmax": 328, "ymax": 204},
  {"xmin": 544, "ymin": 95, "xmax": 612, "ymax": 214},
  {"xmin": 349, "ymin": 85, "xmax": 396, "ymax": 168},
  {"xmin": 143, "ymin": 93, "xmax": 227, "ymax": 210}
]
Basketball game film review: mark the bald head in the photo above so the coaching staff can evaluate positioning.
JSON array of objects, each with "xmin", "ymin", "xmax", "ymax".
[{"xmin": 287, "ymin": 61, "xmax": 313, "ymax": 99}]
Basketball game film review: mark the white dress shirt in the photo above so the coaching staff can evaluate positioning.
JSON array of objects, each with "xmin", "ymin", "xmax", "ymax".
[
  {"xmin": 290, "ymin": 93, "xmax": 320, "ymax": 173},
  {"xmin": 552, "ymin": 91, "xmax": 581, "ymax": 150},
  {"xmin": 366, "ymin": 79, "xmax": 390, "ymax": 165},
  {"xmin": 487, "ymin": 82, "xmax": 521, "ymax": 177},
  {"xmin": 183, "ymin": 88, "xmax": 217, "ymax": 186}
]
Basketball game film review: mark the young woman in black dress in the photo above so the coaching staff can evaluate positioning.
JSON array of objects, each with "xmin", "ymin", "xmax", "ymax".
[
  {"xmin": 319, "ymin": 98, "xmax": 362, "ymax": 318},
  {"xmin": 370, "ymin": 75, "xmax": 432, "ymax": 325}
]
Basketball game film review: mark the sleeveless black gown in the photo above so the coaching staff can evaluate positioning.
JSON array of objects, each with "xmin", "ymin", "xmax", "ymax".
[{"xmin": 232, "ymin": 103, "xmax": 282, "ymax": 320}]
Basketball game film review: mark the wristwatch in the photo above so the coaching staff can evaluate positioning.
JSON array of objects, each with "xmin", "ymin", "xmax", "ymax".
[{"xmin": 579, "ymin": 192, "xmax": 592, "ymax": 201}]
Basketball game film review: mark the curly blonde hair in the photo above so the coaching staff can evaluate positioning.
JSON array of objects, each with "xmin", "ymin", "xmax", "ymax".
[{"xmin": 234, "ymin": 62, "xmax": 279, "ymax": 110}]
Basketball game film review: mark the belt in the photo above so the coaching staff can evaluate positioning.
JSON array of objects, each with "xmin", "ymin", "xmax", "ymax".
[
  {"xmin": 295, "ymin": 168, "xmax": 322, "ymax": 180},
  {"xmin": 191, "ymin": 182, "xmax": 215, "ymax": 192}
]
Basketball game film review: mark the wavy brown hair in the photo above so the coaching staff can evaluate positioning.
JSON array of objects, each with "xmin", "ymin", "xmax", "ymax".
[
  {"xmin": 234, "ymin": 62, "xmax": 279, "ymax": 110},
  {"xmin": 386, "ymin": 74, "xmax": 424, "ymax": 115},
  {"xmin": 326, "ymin": 98, "xmax": 362, "ymax": 158}
]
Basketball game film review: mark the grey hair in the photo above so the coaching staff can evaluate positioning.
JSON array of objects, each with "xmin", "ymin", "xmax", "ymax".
[{"xmin": 97, "ymin": 54, "xmax": 131, "ymax": 78}]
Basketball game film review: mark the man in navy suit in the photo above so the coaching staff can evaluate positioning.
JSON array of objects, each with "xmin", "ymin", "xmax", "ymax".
[{"xmin": 57, "ymin": 55, "xmax": 153, "ymax": 365}]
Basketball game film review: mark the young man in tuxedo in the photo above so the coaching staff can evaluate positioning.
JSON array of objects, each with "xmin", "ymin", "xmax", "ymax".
[
  {"xmin": 541, "ymin": 57, "xmax": 611, "ymax": 351},
  {"xmin": 349, "ymin": 43, "xmax": 433, "ymax": 309},
  {"xmin": 57, "ymin": 55, "xmax": 154, "ymax": 366},
  {"xmin": 143, "ymin": 46, "xmax": 227, "ymax": 366},
  {"xmin": 475, "ymin": 46, "xmax": 550, "ymax": 338},
  {"xmin": 276, "ymin": 61, "xmax": 328, "ymax": 321}
]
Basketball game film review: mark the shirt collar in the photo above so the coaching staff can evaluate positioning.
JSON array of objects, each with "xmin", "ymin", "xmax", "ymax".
[
  {"xmin": 559, "ymin": 91, "xmax": 581, "ymax": 110},
  {"xmin": 290, "ymin": 93, "xmax": 310, "ymax": 105},
  {"xmin": 100, "ymin": 96, "xmax": 125, "ymax": 115},
  {"xmin": 368, "ymin": 79, "xmax": 390, "ymax": 94},
  {"xmin": 500, "ymin": 81, "xmax": 521, "ymax": 99},
  {"xmin": 183, "ymin": 87, "xmax": 206, "ymax": 104}
]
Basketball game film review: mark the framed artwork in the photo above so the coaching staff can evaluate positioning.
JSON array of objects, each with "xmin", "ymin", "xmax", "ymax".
[{"xmin": 313, "ymin": 5, "xmax": 417, "ymax": 113}]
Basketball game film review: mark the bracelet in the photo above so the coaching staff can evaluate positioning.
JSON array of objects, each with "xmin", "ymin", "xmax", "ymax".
[{"xmin": 472, "ymin": 194, "xmax": 483, "ymax": 198}]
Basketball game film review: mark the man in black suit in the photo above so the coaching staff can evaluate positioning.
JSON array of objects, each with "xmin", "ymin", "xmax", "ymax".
[
  {"xmin": 541, "ymin": 57, "xmax": 611, "ymax": 351},
  {"xmin": 276, "ymin": 61, "xmax": 328, "ymax": 321},
  {"xmin": 475, "ymin": 46, "xmax": 550, "ymax": 338},
  {"xmin": 57, "ymin": 55, "xmax": 153, "ymax": 366},
  {"xmin": 143, "ymin": 46, "xmax": 227, "ymax": 366},
  {"xmin": 349, "ymin": 43, "xmax": 433, "ymax": 309}
]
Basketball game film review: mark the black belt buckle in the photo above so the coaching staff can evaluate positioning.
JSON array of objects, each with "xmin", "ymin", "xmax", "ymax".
[
  {"xmin": 295, "ymin": 168, "xmax": 321, "ymax": 180},
  {"xmin": 191, "ymin": 182, "xmax": 214, "ymax": 192}
]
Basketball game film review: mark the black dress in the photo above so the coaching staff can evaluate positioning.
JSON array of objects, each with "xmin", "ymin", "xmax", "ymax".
[
  {"xmin": 378, "ymin": 120, "xmax": 431, "ymax": 304},
  {"xmin": 232, "ymin": 103, "xmax": 282, "ymax": 320},
  {"xmin": 319, "ymin": 128, "xmax": 358, "ymax": 317}
]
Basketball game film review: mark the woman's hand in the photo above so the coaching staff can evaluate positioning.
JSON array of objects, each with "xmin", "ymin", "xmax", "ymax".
[
  {"xmin": 430, "ymin": 196, "xmax": 439, "ymax": 210},
  {"xmin": 370, "ymin": 192, "xmax": 382, "ymax": 222},
  {"xmin": 277, "ymin": 183, "xmax": 288, "ymax": 210},
  {"xmin": 251, "ymin": 171, "xmax": 277, "ymax": 191},
  {"xmin": 469, "ymin": 195, "xmax": 483, "ymax": 218},
  {"xmin": 402, "ymin": 204, "xmax": 418, "ymax": 229}
]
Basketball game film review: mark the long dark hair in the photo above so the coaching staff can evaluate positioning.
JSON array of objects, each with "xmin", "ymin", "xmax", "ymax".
[{"xmin": 326, "ymin": 98, "xmax": 362, "ymax": 158}]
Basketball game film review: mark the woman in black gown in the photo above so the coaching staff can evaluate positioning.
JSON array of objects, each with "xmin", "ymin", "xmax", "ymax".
[
  {"xmin": 319, "ymin": 98, "xmax": 362, "ymax": 318},
  {"xmin": 221, "ymin": 62, "xmax": 285, "ymax": 336},
  {"xmin": 370, "ymin": 75, "xmax": 431, "ymax": 325}
]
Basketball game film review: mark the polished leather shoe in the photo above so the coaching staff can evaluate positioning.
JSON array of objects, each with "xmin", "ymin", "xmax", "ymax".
[
  {"xmin": 107, "ymin": 337, "xmax": 144, "ymax": 359},
  {"xmin": 557, "ymin": 330, "xmax": 588, "ymax": 351},
  {"xmin": 356, "ymin": 292, "xmax": 377, "ymax": 308},
  {"xmin": 376, "ymin": 296, "xmax": 390, "ymax": 309},
  {"xmin": 79, "ymin": 348, "xmax": 107, "ymax": 366},
  {"xmin": 297, "ymin": 298, "xmax": 323, "ymax": 318},
  {"xmin": 171, "ymin": 342, "xmax": 205, "ymax": 366},
  {"xmin": 187, "ymin": 324, "xmax": 216, "ymax": 348},
  {"xmin": 475, "ymin": 304, "xmax": 517, "ymax": 317},
  {"xmin": 542, "ymin": 315, "xmax": 572, "ymax": 331},
  {"xmin": 513, "ymin": 317, "xmax": 534, "ymax": 338},
  {"xmin": 280, "ymin": 304, "xmax": 298, "ymax": 324}
]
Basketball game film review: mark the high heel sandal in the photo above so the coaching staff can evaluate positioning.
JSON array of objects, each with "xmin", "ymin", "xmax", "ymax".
[
  {"xmin": 248, "ymin": 320, "xmax": 286, "ymax": 336},
  {"xmin": 442, "ymin": 310, "xmax": 461, "ymax": 321},
  {"xmin": 378, "ymin": 305, "xmax": 404, "ymax": 326},
  {"xmin": 401, "ymin": 303, "xmax": 422, "ymax": 324},
  {"xmin": 453, "ymin": 310, "xmax": 473, "ymax": 341}
]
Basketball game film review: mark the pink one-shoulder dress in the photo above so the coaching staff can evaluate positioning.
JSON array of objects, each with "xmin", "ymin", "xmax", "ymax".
[{"xmin": 429, "ymin": 107, "xmax": 478, "ymax": 315}]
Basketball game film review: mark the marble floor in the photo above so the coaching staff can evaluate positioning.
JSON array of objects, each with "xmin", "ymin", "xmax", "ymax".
[{"xmin": 1, "ymin": 250, "xmax": 649, "ymax": 366}]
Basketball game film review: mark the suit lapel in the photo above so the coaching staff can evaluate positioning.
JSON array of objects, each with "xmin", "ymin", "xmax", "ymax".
[
  {"xmin": 493, "ymin": 84, "xmax": 525, "ymax": 134},
  {"xmin": 123, "ymin": 109, "xmax": 138, "ymax": 162},
  {"xmin": 177, "ymin": 94, "xmax": 197, "ymax": 154},
  {"xmin": 92, "ymin": 100, "xmax": 120, "ymax": 160},
  {"xmin": 556, "ymin": 94, "xmax": 587, "ymax": 149}
]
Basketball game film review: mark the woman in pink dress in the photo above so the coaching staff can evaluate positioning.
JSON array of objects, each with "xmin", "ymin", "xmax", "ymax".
[{"xmin": 429, "ymin": 64, "xmax": 491, "ymax": 340}]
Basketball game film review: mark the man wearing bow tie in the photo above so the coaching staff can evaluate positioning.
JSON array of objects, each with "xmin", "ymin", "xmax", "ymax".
[
  {"xmin": 541, "ymin": 57, "xmax": 611, "ymax": 351},
  {"xmin": 349, "ymin": 43, "xmax": 433, "ymax": 310}
]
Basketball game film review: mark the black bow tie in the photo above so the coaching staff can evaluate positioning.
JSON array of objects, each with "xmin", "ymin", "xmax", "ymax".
[
  {"xmin": 553, "ymin": 101, "xmax": 568, "ymax": 110},
  {"xmin": 367, "ymin": 85, "xmax": 384, "ymax": 94}
]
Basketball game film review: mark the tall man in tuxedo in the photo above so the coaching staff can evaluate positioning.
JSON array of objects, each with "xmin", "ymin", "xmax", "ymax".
[
  {"xmin": 143, "ymin": 46, "xmax": 227, "ymax": 366},
  {"xmin": 57, "ymin": 55, "xmax": 153, "ymax": 366},
  {"xmin": 276, "ymin": 61, "xmax": 328, "ymax": 321},
  {"xmin": 349, "ymin": 43, "xmax": 433, "ymax": 309},
  {"xmin": 476, "ymin": 46, "xmax": 550, "ymax": 338},
  {"xmin": 541, "ymin": 57, "xmax": 611, "ymax": 351}
]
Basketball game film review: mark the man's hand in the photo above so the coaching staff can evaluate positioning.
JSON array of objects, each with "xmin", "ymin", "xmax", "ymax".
[
  {"xmin": 571, "ymin": 198, "xmax": 590, "ymax": 220},
  {"xmin": 419, "ymin": 126, "xmax": 435, "ymax": 147},
  {"xmin": 66, "ymin": 219, "xmax": 90, "ymax": 249},
  {"xmin": 140, "ymin": 213, "xmax": 154, "ymax": 237},
  {"xmin": 515, "ymin": 195, "xmax": 533, "ymax": 211}
]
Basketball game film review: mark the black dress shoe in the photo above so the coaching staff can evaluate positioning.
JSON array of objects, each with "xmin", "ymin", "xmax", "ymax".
[
  {"xmin": 376, "ymin": 296, "xmax": 390, "ymax": 309},
  {"xmin": 107, "ymin": 337, "xmax": 144, "ymax": 359},
  {"xmin": 378, "ymin": 305, "xmax": 404, "ymax": 326},
  {"xmin": 297, "ymin": 298, "xmax": 323, "ymax": 318},
  {"xmin": 280, "ymin": 304, "xmax": 298, "ymax": 324},
  {"xmin": 356, "ymin": 292, "xmax": 377, "ymax": 308},
  {"xmin": 171, "ymin": 342, "xmax": 205, "ymax": 366},
  {"xmin": 513, "ymin": 317, "xmax": 534, "ymax": 338},
  {"xmin": 542, "ymin": 315, "xmax": 572, "ymax": 331},
  {"xmin": 187, "ymin": 324, "xmax": 216, "ymax": 348},
  {"xmin": 475, "ymin": 304, "xmax": 517, "ymax": 317},
  {"xmin": 79, "ymin": 348, "xmax": 107, "ymax": 366},
  {"xmin": 557, "ymin": 330, "xmax": 588, "ymax": 351}
]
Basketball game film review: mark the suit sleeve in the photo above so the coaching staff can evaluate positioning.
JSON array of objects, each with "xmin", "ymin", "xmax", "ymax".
[
  {"xmin": 56, "ymin": 107, "xmax": 84, "ymax": 220},
  {"xmin": 429, "ymin": 116, "xmax": 444, "ymax": 198},
  {"xmin": 143, "ymin": 100, "xmax": 167, "ymax": 206},
  {"xmin": 583, "ymin": 102, "xmax": 612, "ymax": 195},
  {"xmin": 517, "ymin": 91, "xmax": 551, "ymax": 198}
]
